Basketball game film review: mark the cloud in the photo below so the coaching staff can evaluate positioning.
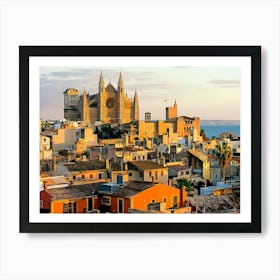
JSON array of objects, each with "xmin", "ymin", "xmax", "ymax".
[{"xmin": 208, "ymin": 79, "xmax": 240, "ymax": 88}]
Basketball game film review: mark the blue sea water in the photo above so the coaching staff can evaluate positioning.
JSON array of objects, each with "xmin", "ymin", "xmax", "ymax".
[{"xmin": 201, "ymin": 125, "xmax": 240, "ymax": 138}]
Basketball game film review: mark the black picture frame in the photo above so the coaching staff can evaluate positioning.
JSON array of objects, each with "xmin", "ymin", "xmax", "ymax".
[{"xmin": 20, "ymin": 46, "xmax": 261, "ymax": 233}]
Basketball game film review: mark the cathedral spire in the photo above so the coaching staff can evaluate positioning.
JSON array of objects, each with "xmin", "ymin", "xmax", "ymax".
[
  {"xmin": 118, "ymin": 72, "xmax": 124, "ymax": 93},
  {"xmin": 82, "ymin": 89, "xmax": 90, "ymax": 125},
  {"xmin": 133, "ymin": 89, "xmax": 139, "ymax": 121},
  {"xmin": 99, "ymin": 72, "xmax": 105, "ymax": 93},
  {"xmin": 134, "ymin": 90, "xmax": 138, "ymax": 103}
]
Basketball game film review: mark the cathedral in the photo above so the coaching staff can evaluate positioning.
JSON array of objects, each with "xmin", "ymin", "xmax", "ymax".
[{"xmin": 63, "ymin": 72, "xmax": 139, "ymax": 125}]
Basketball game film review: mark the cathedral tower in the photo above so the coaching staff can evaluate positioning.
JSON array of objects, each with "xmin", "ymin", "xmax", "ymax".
[
  {"xmin": 99, "ymin": 72, "xmax": 105, "ymax": 121},
  {"xmin": 117, "ymin": 72, "xmax": 125, "ymax": 124},
  {"xmin": 133, "ymin": 90, "xmax": 139, "ymax": 121},
  {"xmin": 81, "ymin": 89, "xmax": 90, "ymax": 125}
]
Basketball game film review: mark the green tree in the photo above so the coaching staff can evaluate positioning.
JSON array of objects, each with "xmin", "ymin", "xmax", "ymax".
[
  {"xmin": 200, "ymin": 129, "xmax": 207, "ymax": 140},
  {"xmin": 214, "ymin": 142, "xmax": 233, "ymax": 182},
  {"xmin": 176, "ymin": 178, "xmax": 194, "ymax": 192}
]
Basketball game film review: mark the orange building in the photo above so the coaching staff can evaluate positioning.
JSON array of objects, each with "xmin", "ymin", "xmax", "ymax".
[
  {"xmin": 40, "ymin": 181, "xmax": 187, "ymax": 214},
  {"xmin": 98, "ymin": 182, "xmax": 187, "ymax": 213},
  {"xmin": 40, "ymin": 183, "xmax": 102, "ymax": 213}
]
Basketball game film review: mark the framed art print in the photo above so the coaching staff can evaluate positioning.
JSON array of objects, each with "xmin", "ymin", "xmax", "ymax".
[{"xmin": 19, "ymin": 46, "xmax": 261, "ymax": 233}]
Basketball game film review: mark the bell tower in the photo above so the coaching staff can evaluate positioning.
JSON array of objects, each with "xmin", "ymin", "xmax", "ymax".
[
  {"xmin": 133, "ymin": 90, "xmax": 139, "ymax": 121},
  {"xmin": 166, "ymin": 99, "xmax": 178, "ymax": 121},
  {"xmin": 99, "ymin": 72, "xmax": 105, "ymax": 122},
  {"xmin": 117, "ymin": 72, "xmax": 124, "ymax": 124}
]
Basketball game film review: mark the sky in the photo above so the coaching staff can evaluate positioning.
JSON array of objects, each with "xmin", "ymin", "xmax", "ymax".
[{"xmin": 40, "ymin": 66, "xmax": 240, "ymax": 121}]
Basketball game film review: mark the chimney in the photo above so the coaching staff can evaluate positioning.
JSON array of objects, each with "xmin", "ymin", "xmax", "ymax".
[
  {"xmin": 53, "ymin": 157, "xmax": 57, "ymax": 174},
  {"xmin": 160, "ymin": 156, "xmax": 166, "ymax": 167},
  {"xmin": 106, "ymin": 158, "xmax": 110, "ymax": 169},
  {"xmin": 124, "ymin": 162, "xmax": 128, "ymax": 171},
  {"xmin": 180, "ymin": 186, "xmax": 187, "ymax": 208}
]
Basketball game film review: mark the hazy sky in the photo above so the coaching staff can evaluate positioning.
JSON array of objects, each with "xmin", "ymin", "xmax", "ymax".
[{"xmin": 40, "ymin": 66, "xmax": 240, "ymax": 121}]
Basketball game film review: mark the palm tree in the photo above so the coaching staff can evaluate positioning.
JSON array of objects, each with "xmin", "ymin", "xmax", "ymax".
[
  {"xmin": 214, "ymin": 142, "xmax": 233, "ymax": 182},
  {"xmin": 176, "ymin": 178, "xmax": 194, "ymax": 192}
]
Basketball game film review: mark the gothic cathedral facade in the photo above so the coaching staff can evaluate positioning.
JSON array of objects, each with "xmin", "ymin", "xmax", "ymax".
[{"xmin": 63, "ymin": 72, "xmax": 139, "ymax": 125}]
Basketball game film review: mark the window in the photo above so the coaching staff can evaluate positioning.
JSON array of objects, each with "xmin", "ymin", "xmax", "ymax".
[
  {"xmin": 90, "ymin": 174, "xmax": 93, "ymax": 179},
  {"xmin": 161, "ymin": 171, "xmax": 163, "ymax": 176},
  {"xmin": 73, "ymin": 175, "xmax": 76, "ymax": 180},
  {"xmin": 149, "ymin": 171, "xmax": 152, "ymax": 177},
  {"xmin": 82, "ymin": 175, "xmax": 85, "ymax": 179},
  {"xmin": 151, "ymin": 199, "xmax": 155, "ymax": 203},
  {"xmin": 63, "ymin": 203, "xmax": 71, "ymax": 213},
  {"xmin": 63, "ymin": 202, "xmax": 77, "ymax": 213},
  {"xmin": 102, "ymin": 197, "xmax": 111, "ymax": 206},
  {"xmin": 129, "ymin": 172, "xmax": 132, "ymax": 176},
  {"xmin": 40, "ymin": 200, "xmax": 43, "ymax": 207},
  {"xmin": 155, "ymin": 171, "xmax": 158, "ymax": 178},
  {"xmin": 98, "ymin": 173, "xmax": 102, "ymax": 179},
  {"xmin": 163, "ymin": 198, "xmax": 167, "ymax": 203}
]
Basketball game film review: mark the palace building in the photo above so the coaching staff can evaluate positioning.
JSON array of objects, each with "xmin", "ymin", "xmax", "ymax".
[{"xmin": 63, "ymin": 72, "xmax": 139, "ymax": 125}]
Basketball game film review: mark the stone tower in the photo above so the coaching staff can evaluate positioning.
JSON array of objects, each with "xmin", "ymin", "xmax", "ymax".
[
  {"xmin": 117, "ymin": 72, "xmax": 125, "ymax": 124},
  {"xmin": 99, "ymin": 72, "xmax": 105, "ymax": 122},
  {"xmin": 166, "ymin": 99, "xmax": 178, "ymax": 120},
  {"xmin": 81, "ymin": 89, "xmax": 90, "ymax": 125},
  {"xmin": 133, "ymin": 90, "xmax": 139, "ymax": 121},
  {"xmin": 63, "ymin": 88, "xmax": 80, "ymax": 120}
]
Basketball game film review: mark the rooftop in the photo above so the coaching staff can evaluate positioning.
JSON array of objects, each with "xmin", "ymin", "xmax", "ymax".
[
  {"xmin": 64, "ymin": 160, "xmax": 106, "ymax": 171},
  {"xmin": 45, "ymin": 183, "xmax": 102, "ymax": 200},
  {"xmin": 116, "ymin": 147, "xmax": 145, "ymax": 152},
  {"xmin": 129, "ymin": 160, "xmax": 165, "ymax": 170},
  {"xmin": 187, "ymin": 149, "xmax": 211, "ymax": 162},
  {"xmin": 110, "ymin": 181, "xmax": 154, "ymax": 198},
  {"xmin": 41, "ymin": 176, "xmax": 69, "ymax": 185}
]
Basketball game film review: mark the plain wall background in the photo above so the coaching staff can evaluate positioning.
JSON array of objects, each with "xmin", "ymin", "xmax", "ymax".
[{"xmin": 0, "ymin": 0, "xmax": 279, "ymax": 279}]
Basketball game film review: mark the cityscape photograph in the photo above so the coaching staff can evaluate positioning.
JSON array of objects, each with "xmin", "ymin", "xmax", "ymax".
[{"xmin": 39, "ymin": 67, "xmax": 241, "ymax": 214}]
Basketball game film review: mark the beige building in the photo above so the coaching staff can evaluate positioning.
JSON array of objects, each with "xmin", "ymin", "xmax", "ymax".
[
  {"xmin": 115, "ymin": 147, "xmax": 150, "ymax": 162},
  {"xmin": 50, "ymin": 128, "xmax": 77, "ymax": 152},
  {"xmin": 63, "ymin": 161, "xmax": 109, "ymax": 183},
  {"xmin": 42, "ymin": 127, "xmax": 98, "ymax": 152},
  {"xmin": 40, "ymin": 136, "xmax": 52, "ymax": 160},
  {"xmin": 127, "ymin": 160, "xmax": 168, "ymax": 185}
]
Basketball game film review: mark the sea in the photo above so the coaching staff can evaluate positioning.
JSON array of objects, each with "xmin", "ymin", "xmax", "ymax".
[{"xmin": 200, "ymin": 121, "xmax": 240, "ymax": 138}]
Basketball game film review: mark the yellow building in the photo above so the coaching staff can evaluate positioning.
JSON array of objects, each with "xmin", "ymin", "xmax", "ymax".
[{"xmin": 122, "ymin": 101, "xmax": 200, "ymax": 144}]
